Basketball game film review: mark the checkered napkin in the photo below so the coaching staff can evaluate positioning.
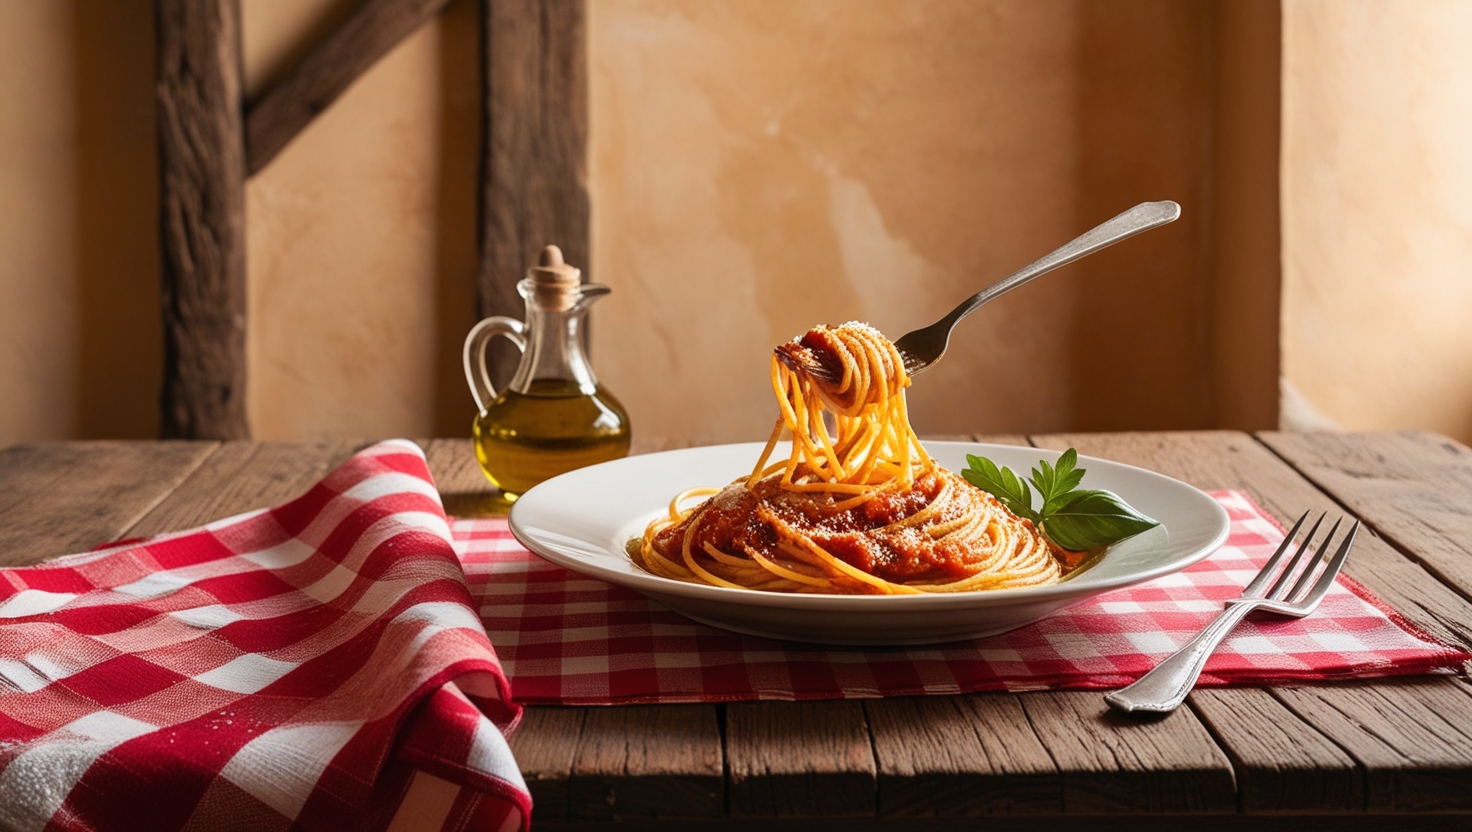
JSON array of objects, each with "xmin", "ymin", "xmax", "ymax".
[
  {"xmin": 457, "ymin": 491, "xmax": 1470, "ymax": 704},
  {"xmin": 0, "ymin": 441, "xmax": 529, "ymax": 832}
]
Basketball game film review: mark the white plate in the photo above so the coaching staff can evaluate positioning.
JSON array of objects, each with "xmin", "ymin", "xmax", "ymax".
[{"xmin": 507, "ymin": 442, "xmax": 1230, "ymax": 645}]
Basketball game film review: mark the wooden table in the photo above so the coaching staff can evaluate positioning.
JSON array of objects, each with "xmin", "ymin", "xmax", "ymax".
[{"xmin": 4, "ymin": 431, "xmax": 1472, "ymax": 830}]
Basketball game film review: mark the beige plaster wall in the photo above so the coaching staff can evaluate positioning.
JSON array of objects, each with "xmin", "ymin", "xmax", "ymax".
[
  {"xmin": 0, "ymin": 0, "xmax": 1290, "ymax": 449},
  {"xmin": 0, "ymin": 1, "xmax": 77, "ymax": 443},
  {"xmin": 1283, "ymin": 0, "xmax": 1472, "ymax": 441},
  {"xmin": 590, "ymin": 0, "xmax": 1083, "ymax": 443},
  {"xmin": 243, "ymin": 0, "xmax": 480, "ymax": 441},
  {"xmin": 0, "ymin": 0, "xmax": 480, "ymax": 449},
  {"xmin": 0, "ymin": 1, "xmax": 159, "ymax": 445},
  {"xmin": 590, "ymin": 0, "xmax": 1234, "ymax": 443}
]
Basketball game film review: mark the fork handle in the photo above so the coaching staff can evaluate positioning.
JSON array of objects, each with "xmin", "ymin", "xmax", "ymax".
[
  {"xmin": 945, "ymin": 202, "xmax": 1180, "ymax": 329},
  {"xmin": 1104, "ymin": 601, "xmax": 1259, "ymax": 714}
]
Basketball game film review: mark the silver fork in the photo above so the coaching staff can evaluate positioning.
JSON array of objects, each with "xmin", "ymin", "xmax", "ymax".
[
  {"xmin": 776, "ymin": 201, "xmax": 1181, "ymax": 381},
  {"xmin": 1104, "ymin": 511, "xmax": 1360, "ymax": 715}
]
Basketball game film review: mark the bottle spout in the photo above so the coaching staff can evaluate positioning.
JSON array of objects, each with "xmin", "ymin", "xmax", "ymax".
[{"xmin": 571, "ymin": 283, "xmax": 611, "ymax": 314}]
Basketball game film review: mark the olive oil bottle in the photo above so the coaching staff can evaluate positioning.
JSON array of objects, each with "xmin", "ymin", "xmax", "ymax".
[
  {"xmin": 473, "ymin": 379, "xmax": 629, "ymax": 498},
  {"xmin": 463, "ymin": 245, "xmax": 631, "ymax": 501}
]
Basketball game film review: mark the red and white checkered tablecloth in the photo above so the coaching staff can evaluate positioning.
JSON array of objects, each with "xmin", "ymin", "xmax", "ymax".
[
  {"xmin": 457, "ymin": 490, "xmax": 1470, "ymax": 705},
  {"xmin": 4, "ymin": 441, "xmax": 1468, "ymax": 831},
  {"xmin": 0, "ymin": 441, "xmax": 528, "ymax": 832}
]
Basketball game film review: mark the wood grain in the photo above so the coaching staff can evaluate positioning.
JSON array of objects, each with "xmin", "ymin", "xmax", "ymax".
[
  {"xmin": 1273, "ymin": 678, "xmax": 1472, "ymax": 811},
  {"xmin": 244, "ymin": 0, "xmax": 454, "ymax": 175},
  {"xmin": 508, "ymin": 707, "xmax": 587, "ymax": 822},
  {"xmin": 1188, "ymin": 688, "xmax": 1360, "ymax": 812},
  {"xmin": 0, "ymin": 442, "xmax": 217, "ymax": 565},
  {"xmin": 1033, "ymin": 430, "xmax": 1472, "ymax": 812},
  {"xmin": 424, "ymin": 437, "xmax": 508, "ymax": 517},
  {"xmin": 127, "ymin": 440, "xmax": 364, "ymax": 535},
  {"xmin": 569, "ymin": 705, "xmax": 724, "ymax": 820},
  {"xmin": 479, "ymin": 0, "xmax": 589, "ymax": 389},
  {"xmin": 0, "ymin": 444, "xmax": 139, "ymax": 521},
  {"xmin": 423, "ymin": 437, "xmax": 484, "ymax": 481},
  {"xmin": 156, "ymin": 0, "xmax": 248, "ymax": 440},
  {"xmin": 727, "ymin": 700, "xmax": 875, "ymax": 818},
  {"xmin": 865, "ymin": 694, "xmax": 1060, "ymax": 816},
  {"xmin": 1020, "ymin": 690, "xmax": 1237, "ymax": 813},
  {"xmin": 1258, "ymin": 431, "xmax": 1472, "ymax": 609}
]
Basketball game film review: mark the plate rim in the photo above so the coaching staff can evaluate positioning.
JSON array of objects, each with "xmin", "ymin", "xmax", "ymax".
[{"xmin": 506, "ymin": 441, "xmax": 1231, "ymax": 610}]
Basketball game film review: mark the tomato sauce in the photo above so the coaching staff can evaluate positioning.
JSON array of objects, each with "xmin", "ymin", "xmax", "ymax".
[{"xmin": 652, "ymin": 470, "xmax": 1002, "ymax": 588}]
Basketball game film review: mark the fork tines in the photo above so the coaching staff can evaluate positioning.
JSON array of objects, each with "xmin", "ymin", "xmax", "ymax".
[{"xmin": 1237, "ymin": 511, "xmax": 1359, "ymax": 611}]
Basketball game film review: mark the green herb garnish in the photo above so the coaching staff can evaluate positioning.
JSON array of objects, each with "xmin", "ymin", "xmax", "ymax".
[{"xmin": 961, "ymin": 448, "xmax": 1159, "ymax": 552}]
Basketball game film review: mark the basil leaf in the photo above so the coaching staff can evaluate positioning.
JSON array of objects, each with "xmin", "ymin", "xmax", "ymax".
[
  {"xmin": 1037, "ymin": 489, "xmax": 1161, "ymax": 552},
  {"xmin": 1033, "ymin": 448, "xmax": 1086, "ymax": 514},
  {"xmin": 962, "ymin": 454, "xmax": 1038, "ymax": 522}
]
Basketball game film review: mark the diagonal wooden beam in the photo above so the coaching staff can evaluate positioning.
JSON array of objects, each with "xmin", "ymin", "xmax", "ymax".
[
  {"xmin": 156, "ymin": 0, "xmax": 249, "ymax": 440},
  {"xmin": 244, "ymin": 0, "xmax": 454, "ymax": 177},
  {"xmin": 479, "ymin": 0, "xmax": 589, "ymax": 389}
]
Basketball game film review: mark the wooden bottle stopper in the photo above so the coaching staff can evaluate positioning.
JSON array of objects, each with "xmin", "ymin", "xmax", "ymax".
[{"xmin": 529, "ymin": 245, "xmax": 581, "ymax": 311}]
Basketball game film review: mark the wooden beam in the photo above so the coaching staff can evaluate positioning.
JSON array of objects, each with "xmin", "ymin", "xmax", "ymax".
[
  {"xmin": 244, "ymin": 0, "xmax": 455, "ymax": 177},
  {"xmin": 479, "ymin": 0, "xmax": 589, "ymax": 389},
  {"xmin": 156, "ymin": 0, "xmax": 249, "ymax": 440},
  {"xmin": 1209, "ymin": 0, "xmax": 1282, "ymax": 430}
]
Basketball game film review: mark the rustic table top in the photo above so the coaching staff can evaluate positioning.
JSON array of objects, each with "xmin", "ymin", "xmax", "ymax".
[{"xmin": 4, "ymin": 431, "xmax": 1472, "ymax": 831}]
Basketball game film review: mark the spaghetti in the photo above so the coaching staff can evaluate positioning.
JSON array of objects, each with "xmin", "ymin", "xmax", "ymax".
[{"xmin": 632, "ymin": 323, "xmax": 1062, "ymax": 594}]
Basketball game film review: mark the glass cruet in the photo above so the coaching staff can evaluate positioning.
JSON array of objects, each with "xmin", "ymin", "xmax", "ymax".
[{"xmin": 462, "ymin": 245, "xmax": 631, "ymax": 500}]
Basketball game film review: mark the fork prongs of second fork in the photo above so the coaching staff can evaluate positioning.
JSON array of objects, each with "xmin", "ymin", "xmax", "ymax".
[
  {"xmin": 1296, "ymin": 521, "xmax": 1359, "ymax": 609},
  {"xmin": 1235, "ymin": 513, "xmax": 1360, "ymax": 610},
  {"xmin": 1265, "ymin": 514, "xmax": 1341, "ymax": 600},
  {"xmin": 1239, "ymin": 510, "xmax": 1315, "ymax": 599}
]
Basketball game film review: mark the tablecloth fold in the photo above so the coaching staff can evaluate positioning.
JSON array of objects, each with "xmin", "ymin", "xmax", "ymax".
[{"xmin": 0, "ymin": 440, "xmax": 528, "ymax": 832}]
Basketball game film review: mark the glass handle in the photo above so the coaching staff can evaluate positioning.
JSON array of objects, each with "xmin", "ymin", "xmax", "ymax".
[{"xmin": 463, "ymin": 316, "xmax": 527, "ymax": 413}]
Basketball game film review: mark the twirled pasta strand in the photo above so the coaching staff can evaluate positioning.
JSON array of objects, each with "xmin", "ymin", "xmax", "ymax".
[{"xmin": 634, "ymin": 323, "xmax": 1060, "ymax": 594}]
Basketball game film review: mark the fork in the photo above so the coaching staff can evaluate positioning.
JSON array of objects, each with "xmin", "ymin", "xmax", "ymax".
[
  {"xmin": 777, "ymin": 201, "xmax": 1181, "ymax": 381},
  {"xmin": 1104, "ymin": 511, "xmax": 1360, "ymax": 715}
]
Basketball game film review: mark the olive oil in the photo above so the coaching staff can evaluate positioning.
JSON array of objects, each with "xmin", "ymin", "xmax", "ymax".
[
  {"xmin": 463, "ymin": 245, "xmax": 631, "ymax": 499},
  {"xmin": 473, "ymin": 378, "xmax": 631, "ymax": 499}
]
